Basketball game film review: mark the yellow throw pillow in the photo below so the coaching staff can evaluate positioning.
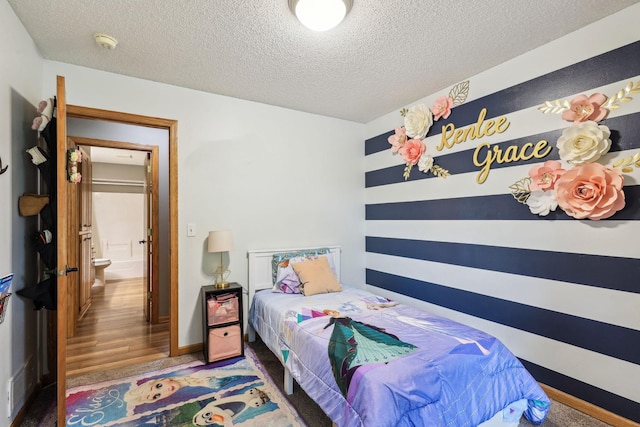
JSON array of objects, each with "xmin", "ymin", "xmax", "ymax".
[{"xmin": 291, "ymin": 256, "xmax": 342, "ymax": 296}]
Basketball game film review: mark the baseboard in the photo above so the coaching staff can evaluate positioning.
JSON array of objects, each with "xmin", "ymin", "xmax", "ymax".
[
  {"xmin": 9, "ymin": 382, "xmax": 42, "ymax": 427},
  {"xmin": 541, "ymin": 384, "xmax": 640, "ymax": 427},
  {"xmin": 177, "ymin": 342, "xmax": 203, "ymax": 356}
]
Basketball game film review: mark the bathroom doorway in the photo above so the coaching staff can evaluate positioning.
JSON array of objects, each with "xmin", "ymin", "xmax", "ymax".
[
  {"xmin": 87, "ymin": 145, "xmax": 151, "ymax": 300},
  {"xmin": 65, "ymin": 138, "xmax": 165, "ymax": 377}
]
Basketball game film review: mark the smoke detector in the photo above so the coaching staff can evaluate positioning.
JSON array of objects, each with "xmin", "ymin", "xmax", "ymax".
[{"xmin": 94, "ymin": 33, "xmax": 118, "ymax": 49}]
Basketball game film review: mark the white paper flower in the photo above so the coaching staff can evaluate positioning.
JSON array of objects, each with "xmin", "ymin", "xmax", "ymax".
[
  {"xmin": 556, "ymin": 121, "xmax": 611, "ymax": 165},
  {"xmin": 403, "ymin": 104, "xmax": 433, "ymax": 139},
  {"xmin": 526, "ymin": 190, "xmax": 558, "ymax": 216},
  {"xmin": 418, "ymin": 154, "xmax": 434, "ymax": 173}
]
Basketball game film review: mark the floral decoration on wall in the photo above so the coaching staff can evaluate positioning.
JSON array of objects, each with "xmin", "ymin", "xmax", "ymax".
[
  {"xmin": 389, "ymin": 81, "xmax": 470, "ymax": 180},
  {"xmin": 510, "ymin": 81, "xmax": 640, "ymax": 220},
  {"xmin": 67, "ymin": 147, "xmax": 82, "ymax": 184}
]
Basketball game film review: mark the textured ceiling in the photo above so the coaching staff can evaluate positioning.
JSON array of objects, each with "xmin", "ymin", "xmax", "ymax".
[{"xmin": 7, "ymin": 0, "xmax": 639, "ymax": 123}]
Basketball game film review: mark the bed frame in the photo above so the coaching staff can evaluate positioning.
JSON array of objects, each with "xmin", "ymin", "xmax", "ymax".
[{"xmin": 246, "ymin": 245, "xmax": 341, "ymax": 395}]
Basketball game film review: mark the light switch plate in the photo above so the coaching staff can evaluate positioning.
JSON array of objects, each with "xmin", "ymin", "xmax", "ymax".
[{"xmin": 187, "ymin": 223, "xmax": 196, "ymax": 237}]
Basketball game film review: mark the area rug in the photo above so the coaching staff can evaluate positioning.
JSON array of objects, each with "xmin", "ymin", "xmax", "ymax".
[{"xmin": 64, "ymin": 348, "xmax": 307, "ymax": 427}]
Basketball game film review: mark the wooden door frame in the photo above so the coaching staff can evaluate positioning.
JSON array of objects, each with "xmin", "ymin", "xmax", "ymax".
[
  {"xmin": 144, "ymin": 152, "xmax": 154, "ymax": 322},
  {"xmin": 64, "ymin": 104, "xmax": 179, "ymax": 357},
  {"xmin": 55, "ymin": 97, "xmax": 179, "ymax": 427},
  {"xmin": 71, "ymin": 136, "xmax": 160, "ymax": 323}
]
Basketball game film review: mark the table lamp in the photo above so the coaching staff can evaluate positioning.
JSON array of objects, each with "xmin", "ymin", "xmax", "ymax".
[{"xmin": 207, "ymin": 229, "xmax": 234, "ymax": 288}]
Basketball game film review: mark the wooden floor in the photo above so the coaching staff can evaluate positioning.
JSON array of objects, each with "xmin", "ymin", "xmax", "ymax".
[{"xmin": 66, "ymin": 278, "xmax": 169, "ymax": 377}]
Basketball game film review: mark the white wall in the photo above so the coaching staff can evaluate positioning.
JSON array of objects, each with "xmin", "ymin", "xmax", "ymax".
[
  {"xmin": 42, "ymin": 62, "xmax": 365, "ymax": 347},
  {"xmin": 0, "ymin": 1, "xmax": 46, "ymax": 422},
  {"xmin": 364, "ymin": 3, "xmax": 640, "ymax": 421},
  {"xmin": 93, "ymin": 192, "xmax": 144, "ymax": 280},
  {"xmin": 92, "ymin": 163, "xmax": 146, "ymax": 281}
]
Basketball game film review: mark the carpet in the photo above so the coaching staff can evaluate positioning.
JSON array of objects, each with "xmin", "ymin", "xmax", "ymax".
[{"xmin": 64, "ymin": 347, "xmax": 306, "ymax": 427}]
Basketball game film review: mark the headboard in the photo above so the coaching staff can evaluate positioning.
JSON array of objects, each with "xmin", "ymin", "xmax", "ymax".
[{"xmin": 246, "ymin": 245, "xmax": 341, "ymax": 309}]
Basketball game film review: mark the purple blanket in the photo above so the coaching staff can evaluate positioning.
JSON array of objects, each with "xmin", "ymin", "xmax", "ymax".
[{"xmin": 251, "ymin": 288, "xmax": 550, "ymax": 427}]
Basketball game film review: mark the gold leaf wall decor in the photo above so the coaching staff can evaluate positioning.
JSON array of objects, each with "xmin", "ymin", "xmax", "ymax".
[
  {"xmin": 612, "ymin": 152, "xmax": 640, "ymax": 172},
  {"xmin": 403, "ymin": 164, "xmax": 413, "ymax": 180},
  {"xmin": 449, "ymin": 81, "xmax": 470, "ymax": 107},
  {"xmin": 509, "ymin": 177, "xmax": 532, "ymax": 204},
  {"xmin": 538, "ymin": 99, "xmax": 570, "ymax": 114},
  {"xmin": 603, "ymin": 81, "xmax": 640, "ymax": 111},
  {"xmin": 430, "ymin": 165, "xmax": 450, "ymax": 178}
]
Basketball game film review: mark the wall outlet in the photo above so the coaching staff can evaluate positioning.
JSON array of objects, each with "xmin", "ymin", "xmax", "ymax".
[{"xmin": 187, "ymin": 223, "xmax": 196, "ymax": 237}]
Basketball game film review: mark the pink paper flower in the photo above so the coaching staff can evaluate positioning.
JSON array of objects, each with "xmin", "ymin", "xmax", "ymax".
[
  {"xmin": 399, "ymin": 139, "xmax": 426, "ymax": 165},
  {"xmin": 388, "ymin": 127, "xmax": 407, "ymax": 153},
  {"xmin": 561, "ymin": 93, "xmax": 608, "ymax": 123},
  {"xmin": 554, "ymin": 162, "xmax": 625, "ymax": 220},
  {"xmin": 431, "ymin": 96, "xmax": 454, "ymax": 121},
  {"xmin": 528, "ymin": 160, "xmax": 566, "ymax": 191}
]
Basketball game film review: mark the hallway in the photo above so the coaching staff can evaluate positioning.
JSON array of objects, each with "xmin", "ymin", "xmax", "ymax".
[{"xmin": 65, "ymin": 278, "xmax": 169, "ymax": 377}]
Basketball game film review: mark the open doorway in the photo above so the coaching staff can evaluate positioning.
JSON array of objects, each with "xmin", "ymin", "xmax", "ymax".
[
  {"xmin": 49, "ymin": 104, "xmax": 179, "ymax": 385},
  {"xmin": 90, "ymin": 146, "xmax": 149, "ymax": 288},
  {"xmin": 65, "ymin": 143, "xmax": 166, "ymax": 377}
]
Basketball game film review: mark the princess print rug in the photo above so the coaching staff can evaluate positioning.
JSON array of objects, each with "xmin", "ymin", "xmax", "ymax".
[{"xmin": 65, "ymin": 347, "xmax": 306, "ymax": 427}]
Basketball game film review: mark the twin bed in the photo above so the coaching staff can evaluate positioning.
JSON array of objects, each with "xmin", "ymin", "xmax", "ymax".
[{"xmin": 247, "ymin": 246, "xmax": 550, "ymax": 427}]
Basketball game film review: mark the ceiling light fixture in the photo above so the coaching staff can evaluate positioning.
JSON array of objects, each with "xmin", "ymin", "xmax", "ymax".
[
  {"xmin": 289, "ymin": 0, "xmax": 353, "ymax": 32},
  {"xmin": 94, "ymin": 33, "xmax": 118, "ymax": 49}
]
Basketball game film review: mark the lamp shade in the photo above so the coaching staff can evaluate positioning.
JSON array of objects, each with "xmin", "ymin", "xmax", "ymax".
[
  {"xmin": 289, "ymin": 0, "xmax": 353, "ymax": 32},
  {"xmin": 208, "ymin": 230, "xmax": 234, "ymax": 253}
]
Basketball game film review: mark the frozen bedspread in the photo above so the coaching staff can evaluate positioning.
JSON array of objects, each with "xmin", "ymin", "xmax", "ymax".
[{"xmin": 250, "ymin": 287, "xmax": 550, "ymax": 427}]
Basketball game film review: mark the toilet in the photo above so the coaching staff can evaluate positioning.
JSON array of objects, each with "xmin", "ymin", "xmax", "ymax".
[{"xmin": 94, "ymin": 258, "xmax": 112, "ymax": 286}]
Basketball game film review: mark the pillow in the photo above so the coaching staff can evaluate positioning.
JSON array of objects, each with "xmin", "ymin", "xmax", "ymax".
[
  {"xmin": 273, "ymin": 253, "xmax": 337, "ymax": 294},
  {"xmin": 291, "ymin": 256, "xmax": 342, "ymax": 296},
  {"xmin": 271, "ymin": 247, "xmax": 329, "ymax": 284},
  {"xmin": 273, "ymin": 257, "xmax": 303, "ymax": 294}
]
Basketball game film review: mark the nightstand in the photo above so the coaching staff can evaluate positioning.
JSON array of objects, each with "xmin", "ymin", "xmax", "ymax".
[{"xmin": 201, "ymin": 282, "xmax": 244, "ymax": 363}]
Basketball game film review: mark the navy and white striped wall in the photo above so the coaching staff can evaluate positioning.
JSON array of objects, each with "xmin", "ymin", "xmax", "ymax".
[{"xmin": 365, "ymin": 37, "xmax": 640, "ymax": 422}]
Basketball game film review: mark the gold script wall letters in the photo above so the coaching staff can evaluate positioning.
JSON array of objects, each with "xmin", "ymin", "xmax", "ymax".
[
  {"xmin": 436, "ymin": 108, "xmax": 551, "ymax": 183},
  {"xmin": 436, "ymin": 108, "xmax": 510, "ymax": 151},
  {"xmin": 473, "ymin": 140, "xmax": 551, "ymax": 184}
]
